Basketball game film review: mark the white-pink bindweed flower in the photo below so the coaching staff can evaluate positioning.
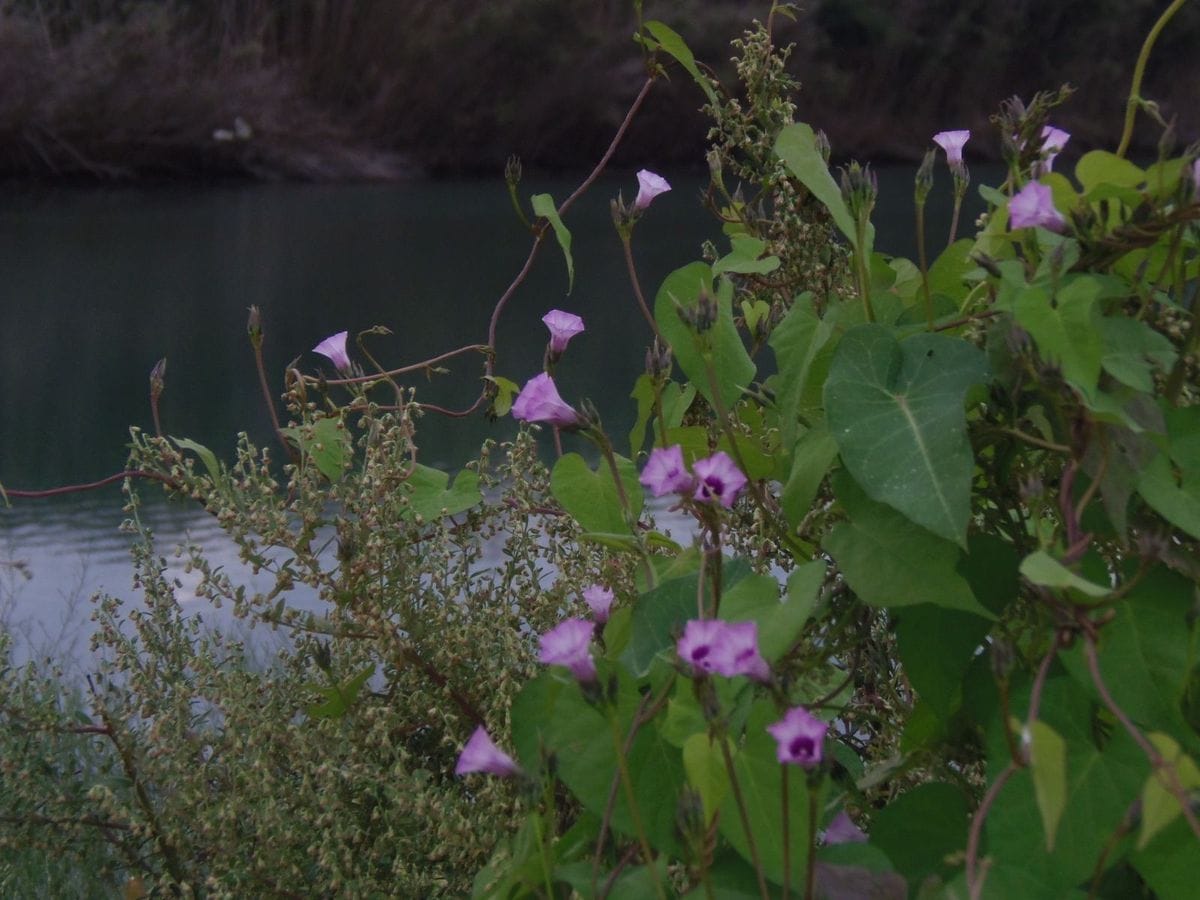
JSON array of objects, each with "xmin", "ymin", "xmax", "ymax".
[
  {"xmin": 767, "ymin": 706, "xmax": 828, "ymax": 768},
  {"xmin": 541, "ymin": 309, "xmax": 585, "ymax": 355},
  {"xmin": 933, "ymin": 130, "xmax": 970, "ymax": 168},
  {"xmin": 634, "ymin": 169, "xmax": 671, "ymax": 211},
  {"xmin": 691, "ymin": 452, "xmax": 747, "ymax": 508},
  {"xmin": 1009, "ymin": 181, "xmax": 1066, "ymax": 232},
  {"xmin": 582, "ymin": 585, "xmax": 615, "ymax": 624},
  {"xmin": 511, "ymin": 373, "xmax": 579, "ymax": 427},
  {"xmin": 677, "ymin": 619, "xmax": 770, "ymax": 681},
  {"xmin": 639, "ymin": 444, "xmax": 694, "ymax": 497},
  {"xmin": 313, "ymin": 331, "xmax": 351, "ymax": 373},
  {"xmin": 539, "ymin": 618, "xmax": 597, "ymax": 682},
  {"xmin": 1036, "ymin": 125, "xmax": 1070, "ymax": 175},
  {"xmin": 455, "ymin": 725, "xmax": 522, "ymax": 777}
]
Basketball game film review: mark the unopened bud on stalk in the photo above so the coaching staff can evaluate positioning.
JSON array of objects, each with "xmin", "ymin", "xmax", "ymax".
[
  {"xmin": 149, "ymin": 357, "xmax": 167, "ymax": 401},
  {"xmin": 247, "ymin": 305, "xmax": 262, "ymax": 345},
  {"xmin": 969, "ymin": 251, "xmax": 1003, "ymax": 279},
  {"xmin": 694, "ymin": 287, "xmax": 718, "ymax": 333},
  {"xmin": 915, "ymin": 148, "xmax": 936, "ymax": 206},
  {"xmin": 504, "ymin": 154, "xmax": 522, "ymax": 189},
  {"xmin": 645, "ymin": 338, "xmax": 673, "ymax": 379},
  {"xmin": 839, "ymin": 161, "xmax": 878, "ymax": 223},
  {"xmin": 814, "ymin": 129, "xmax": 831, "ymax": 164},
  {"xmin": 577, "ymin": 398, "xmax": 601, "ymax": 430}
]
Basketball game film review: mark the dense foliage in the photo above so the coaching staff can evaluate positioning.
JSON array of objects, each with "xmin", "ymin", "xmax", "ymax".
[{"xmin": 2, "ymin": 3, "xmax": 1200, "ymax": 898}]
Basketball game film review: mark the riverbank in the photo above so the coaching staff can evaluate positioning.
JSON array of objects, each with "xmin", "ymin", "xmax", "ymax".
[{"xmin": 2, "ymin": 0, "xmax": 1198, "ymax": 182}]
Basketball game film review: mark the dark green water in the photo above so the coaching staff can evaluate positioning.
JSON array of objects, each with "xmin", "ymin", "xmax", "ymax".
[{"xmin": 0, "ymin": 167, "xmax": 976, "ymax": 661}]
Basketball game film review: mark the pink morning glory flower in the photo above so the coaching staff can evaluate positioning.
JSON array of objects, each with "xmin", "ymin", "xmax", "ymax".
[
  {"xmin": 824, "ymin": 810, "xmax": 868, "ymax": 845},
  {"xmin": 455, "ymin": 725, "xmax": 521, "ymax": 777},
  {"xmin": 541, "ymin": 309, "xmax": 585, "ymax": 355},
  {"xmin": 713, "ymin": 620, "xmax": 770, "ymax": 682},
  {"xmin": 692, "ymin": 452, "xmax": 747, "ymax": 508},
  {"xmin": 511, "ymin": 373, "xmax": 579, "ymax": 427},
  {"xmin": 313, "ymin": 331, "xmax": 351, "ymax": 372},
  {"xmin": 767, "ymin": 706, "xmax": 828, "ymax": 768},
  {"xmin": 582, "ymin": 584, "xmax": 615, "ymax": 624},
  {"xmin": 1036, "ymin": 125, "xmax": 1070, "ymax": 174},
  {"xmin": 933, "ymin": 130, "xmax": 970, "ymax": 167},
  {"xmin": 677, "ymin": 619, "xmax": 770, "ymax": 681},
  {"xmin": 1009, "ymin": 181, "xmax": 1066, "ymax": 232},
  {"xmin": 539, "ymin": 618, "xmax": 597, "ymax": 682},
  {"xmin": 1191, "ymin": 159, "xmax": 1200, "ymax": 195},
  {"xmin": 634, "ymin": 169, "xmax": 671, "ymax": 211},
  {"xmin": 639, "ymin": 444, "xmax": 695, "ymax": 497}
]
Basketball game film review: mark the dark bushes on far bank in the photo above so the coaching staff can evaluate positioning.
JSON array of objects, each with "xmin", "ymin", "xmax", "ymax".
[{"xmin": 1, "ymin": 0, "xmax": 1198, "ymax": 181}]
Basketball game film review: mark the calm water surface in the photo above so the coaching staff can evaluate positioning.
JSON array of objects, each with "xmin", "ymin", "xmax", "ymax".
[{"xmin": 0, "ymin": 168, "xmax": 971, "ymax": 665}]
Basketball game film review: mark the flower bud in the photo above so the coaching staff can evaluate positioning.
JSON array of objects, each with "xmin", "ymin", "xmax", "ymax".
[
  {"xmin": 247, "ymin": 305, "xmax": 262, "ymax": 345},
  {"xmin": 814, "ymin": 129, "xmax": 832, "ymax": 164},
  {"xmin": 644, "ymin": 338, "xmax": 673, "ymax": 379},
  {"xmin": 505, "ymin": 154, "xmax": 522, "ymax": 189},
  {"xmin": 839, "ymin": 161, "xmax": 878, "ymax": 224},
  {"xmin": 914, "ymin": 148, "xmax": 936, "ymax": 206},
  {"xmin": 694, "ymin": 288, "xmax": 718, "ymax": 334},
  {"xmin": 149, "ymin": 357, "xmax": 167, "ymax": 402}
]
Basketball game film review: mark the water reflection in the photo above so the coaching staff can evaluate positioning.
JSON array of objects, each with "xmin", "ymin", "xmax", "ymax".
[{"xmin": 0, "ymin": 168, "xmax": 976, "ymax": 666}]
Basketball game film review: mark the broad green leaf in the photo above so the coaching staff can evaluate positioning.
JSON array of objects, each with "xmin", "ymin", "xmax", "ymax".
[
  {"xmin": 629, "ymin": 374, "xmax": 655, "ymax": 455},
  {"xmin": 280, "ymin": 416, "xmax": 349, "ymax": 482},
  {"xmin": 682, "ymin": 733, "xmax": 731, "ymax": 822},
  {"xmin": 1026, "ymin": 720, "xmax": 1068, "ymax": 851},
  {"xmin": 769, "ymin": 294, "xmax": 835, "ymax": 444},
  {"xmin": 1011, "ymin": 278, "xmax": 1102, "ymax": 393},
  {"xmin": 824, "ymin": 472, "xmax": 992, "ymax": 617},
  {"xmin": 1138, "ymin": 732, "xmax": 1200, "ymax": 849},
  {"xmin": 985, "ymin": 675, "xmax": 1149, "ymax": 894},
  {"xmin": 780, "ymin": 421, "xmax": 838, "ymax": 533},
  {"xmin": 775, "ymin": 123, "xmax": 862, "ymax": 248},
  {"xmin": 895, "ymin": 604, "xmax": 991, "ymax": 719},
  {"xmin": 720, "ymin": 560, "xmax": 825, "ymax": 663},
  {"xmin": 718, "ymin": 699, "xmax": 820, "ymax": 886},
  {"xmin": 869, "ymin": 782, "xmax": 968, "ymax": 887},
  {"xmin": 824, "ymin": 324, "xmax": 989, "ymax": 545},
  {"xmin": 712, "ymin": 235, "xmax": 780, "ymax": 276},
  {"xmin": 307, "ymin": 664, "xmax": 375, "ymax": 719},
  {"xmin": 1133, "ymin": 815, "xmax": 1200, "ymax": 900},
  {"xmin": 1139, "ymin": 451, "xmax": 1200, "ymax": 540},
  {"xmin": 531, "ymin": 193, "xmax": 574, "ymax": 292},
  {"xmin": 485, "ymin": 375, "xmax": 519, "ymax": 417},
  {"xmin": 1076, "ymin": 150, "xmax": 1145, "ymax": 194},
  {"xmin": 1061, "ymin": 568, "xmax": 1200, "ymax": 754},
  {"xmin": 550, "ymin": 452, "xmax": 643, "ymax": 535},
  {"xmin": 1019, "ymin": 550, "xmax": 1110, "ymax": 599},
  {"xmin": 640, "ymin": 21, "xmax": 718, "ymax": 105},
  {"xmin": 621, "ymin": 560, "xmax": 753, "ymax": 677},
  {"xmin": 654, "ymin": 263, "xmax": 756, "ymax": 411},
  {"xmin": 927, "ymin": 238, "xmax": 975, "ymax": 301},
  {"xmin": 404, "ymin": 464, "xmax": 482, "ymax": 520}
]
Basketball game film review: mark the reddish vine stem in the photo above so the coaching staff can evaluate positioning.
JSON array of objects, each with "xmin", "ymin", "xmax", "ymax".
[
  {"xmin": 965, "ymin": 763, "xmax": 1018, "ymax": 900},
  {"xmin": 1082, "ymin": 632, "xmax": 1200, "ymax": 842},
  {"xmin": 3, "ymin": 469, "xmax": 179, "ymax": 499}
]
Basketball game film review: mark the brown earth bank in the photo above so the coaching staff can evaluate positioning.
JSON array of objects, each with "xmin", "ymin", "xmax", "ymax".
[{"xmin": 1, "ymin": 0, "xmax": 1198, "ymax": 182}]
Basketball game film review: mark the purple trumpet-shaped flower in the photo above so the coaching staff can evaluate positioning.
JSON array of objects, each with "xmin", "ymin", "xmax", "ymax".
[
  {"xmin": 541, "ymin": 309, "xmax": 585, "ymax": 355},
  {"xmin": 639, "ymin": 444, "xmax": 695, "ymax": 497},
  {"xmin": 677, "ymin": 619, "xmax": 770, "ymax": 681},
  {"xmin": 455, "ymin": 726, "xmax": 521, "ymax": 777},
  {"xmin": 1009, "ymin": 181, "xmax": 1066, "ymax": 232},
  {"xmin": 767, "ymin": 706, "xmax": 828, "ymax": 768},
  {"xmin": 313, "ymin": 331, "xmax": 351, "ymax": 373},
  {"xmin": 1037, "ymin": 125, "xmax": 1070, "ymax": 174},
  {"xmin": 692, "ymin": 452, "xmax": 747, "ymax": 508},
  {"xmin": 824, "ymin": 810, "xmax": 868, "ymax": 845},
  {"xmin": 582, "ymin": 584, "xmax": 615, "ymax": 624},
  {"xmin": 933, "ymin": 130, "xmax": 970, "ymax": 168},
  {"xmin": 539, "ymin": 618, "xmax": 597, "ymax": 682},
  {"xmin": 511, "ymin": 373, "xmax": 579, "ymax": 427},
  {"xmin": 634, "ymin": 169, "xmax": 671, "ymax": 211}
]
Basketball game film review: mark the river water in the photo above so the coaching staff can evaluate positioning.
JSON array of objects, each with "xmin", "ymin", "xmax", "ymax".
[{"xmin": 0, "ymin": 168, "xmax": 970, "ymax": 667}]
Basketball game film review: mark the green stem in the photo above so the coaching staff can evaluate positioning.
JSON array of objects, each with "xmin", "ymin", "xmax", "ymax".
[
  {"xmin": 805, "ymin": 784, "xmax": 818, "ymax": 900},
  {"xmin": 594, "ymin": 428, "xmax": 658, "ymax": 589},
  {"xmin": 1116, "ymin": 0, "xmax": 1190, "ymax": 159},
  {"xmin": 781, "ymin": 765, "xmax": 792, "ymax": 900},
  {"xmin": 948, "ymin": 182, "xmax": 965, "ymax": 247},
  {"xmin": 719, "ymin": 737, "xmax": 772, "ymax": 900},
  {"xmin": 854, "ymin": 220, "xmax": 875, "ymax": 323},
  {"xmin": 916, "ymin": 199, "xmax": 932, "ymax": 329},
  {"xmin": 609, "ymin": 713, "xmax": 667, "ymax": 900}
]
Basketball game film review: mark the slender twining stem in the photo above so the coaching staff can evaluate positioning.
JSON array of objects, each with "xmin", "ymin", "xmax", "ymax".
[
  {"xmin": 966, "ymin": 763, "xmax": 1018, "ymax": 900},
  {"xmin": 948, "ymin": 182, "xmax": 965, "ymax": 247},
  {"xmin": 854, "ymin": 219, "xmax": 875, "ymax": 323},
  {"xmin": 1083, "ymin": 633, "xmax": 1200, "ymax": 842},
  {"xmin": 1116, "ymin": 0, "xmax": 1190, "ymax": 159},
  {"xmin": 804, "ymin": 782, "xmax": 818, "ymax": 900},
  {"xmin": 781, "ymin": 765, "xmax": 792, "ymax": 900},
  {"xmin": 608, "ymin": 712, "xmax": 667, "ymax": 900},
  {"xmin": 593, "ymin": 428, "xmax": 657, "ymax": 588},
  {"xmin": 719, "ymin": 737, "xmax": 772, "ymax": 900},
  {"xmin": 318, "ymin": 344, "xmax": 493, "ymax": 387},
  {"xmin": 916, "ymin": 200, "xmax": 933, "ymax": 329},
  {"xmin": 3, "ymin": 469, "xmax": 179, "ymax": 499},
  {"xmin": 621, "ymin": 234, "xmax": 663, "ymax": 340},
  {"xmin": 250, "ymin": 327, "xmax": 297, "ymax": 461}
]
